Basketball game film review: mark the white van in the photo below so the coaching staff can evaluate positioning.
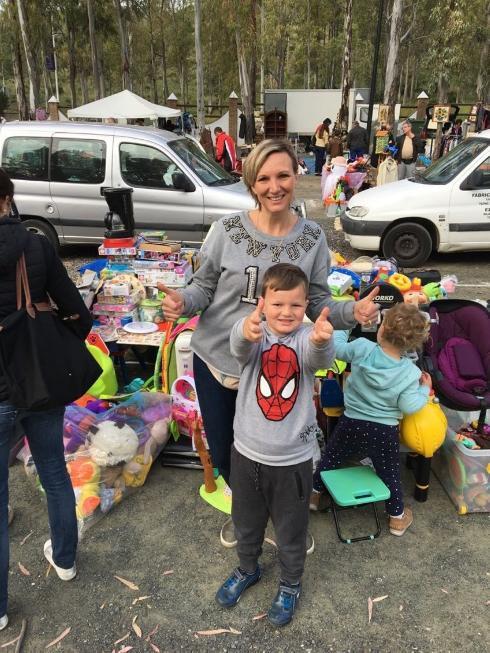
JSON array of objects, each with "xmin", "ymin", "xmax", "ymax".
[
  {"xmin": 341, "ymin": 130, "xmax": 490, "ymax": 266},
  {"xmin": 0, "ymin": 121, "xmax": 254, "ymax": 247}
]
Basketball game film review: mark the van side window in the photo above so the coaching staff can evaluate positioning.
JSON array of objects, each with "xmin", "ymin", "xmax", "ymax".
[
  {"xmin": 465, "ymin": 157, "xmax": 490, "ymax": 190},
  {"xmin": 51, "ymin": 138, "xmax": 106, "ymax": 184},
  {"xmin": 120, "ymin": 143, "xmax": 180, "ymax": 189},
  {"xmin": 2, "ymin": 137, "xmax": 49, "ymax": 180}
]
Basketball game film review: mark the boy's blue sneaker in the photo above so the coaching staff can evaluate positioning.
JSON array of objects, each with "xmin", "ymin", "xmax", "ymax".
[
  {"xmin": 267, "ymin": 581, "xmax": 301, "ymax": 627},
  {"xmin": 215, "ymin": 566, "xmax": 262, "ymax": 608}
]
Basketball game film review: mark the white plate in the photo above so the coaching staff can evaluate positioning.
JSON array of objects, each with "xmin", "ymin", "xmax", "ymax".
[{"xmin": 122, "ymin": 321, "xmax": 159, "ymax": 334}]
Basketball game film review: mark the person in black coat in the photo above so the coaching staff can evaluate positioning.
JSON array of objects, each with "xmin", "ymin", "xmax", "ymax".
[
  {"xmin": 0, "ymin": 168, "xmax": 93, "ymax": 632},
  {"xmin": 396, "ymin": 120, "xmax": 424, "ymax": 180},
  {"xmin": 347, "ymin": 121, "xmax": 369, "ymax": 159}
]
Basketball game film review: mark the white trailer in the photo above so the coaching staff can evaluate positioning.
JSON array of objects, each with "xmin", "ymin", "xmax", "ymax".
[{"xmin": 264, "ymin": 88, "xmax": 401, "ymax": 135}]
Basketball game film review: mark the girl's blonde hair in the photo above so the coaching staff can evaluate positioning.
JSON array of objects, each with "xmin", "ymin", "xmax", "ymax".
[
  {"xmin": 242, "ymin": 139, "xmax": 298, "ymax": 205},
  {"xmin": 381, "ymin": 303, "xmax": 429, "ymax": 353}
]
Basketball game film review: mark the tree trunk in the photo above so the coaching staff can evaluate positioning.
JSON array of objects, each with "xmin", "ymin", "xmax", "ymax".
[
  {"xmin": 148, "ymin": 3, "xmax": 158, "ymax": 103},
  {"xmin": 337, "ymin": 0, "xmax": 353, "ymax": 131},
  {"xmin": 236, "ymin": 26, "xmax": 255, "ymax": 144},
  {"xmin": 159, "ymin": 0, "xmax": 169, "ymax": 101},
  {"xmin": 114, "ymin": 0, "xmax": 131, "ymax": 90},
  {"xmin": 194, "ymin": 0, "xmax": 205, "ymax": 133},
  {"xmin": 12, "ymin": 40, "xmax": 29, "ymax": 120},
  {"xmin": 476, "ymin": 2, "xmax": 490, "ymax": 103},
  {"xmin": 16, "ymin": 0, "xmax": 41, "ymax": 115},
  {"xmin": 86, "ymin": 0, "xmax": 102, "ymax": 99},
  {"xmin": 402, "ymin": 48, "xmax": 409, "ymax": 104},
  {"xmin": 383, "ymin": 0, "xmax": 404, "ymax": 126},
  {"xmin": 65, "ymin": 15, "xmax": 77, "ymax": 108},
  {"xmin": 80, "ymin": 68, "xmax": 89, "ymax": 104}
]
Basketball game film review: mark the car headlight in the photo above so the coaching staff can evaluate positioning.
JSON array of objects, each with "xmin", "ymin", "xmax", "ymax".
[{"xmin": 348, "ymin": 206, "xmax": 369, "ymax": 217}]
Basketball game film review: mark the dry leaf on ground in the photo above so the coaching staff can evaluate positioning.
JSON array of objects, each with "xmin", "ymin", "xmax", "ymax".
[
  {"xmin": 117, "ymin": 647, "xmax": 134, "ymax": 653},
  {"xmin": 367, "ymin": 597, "xmax": 373, "ymax": 624},
  {"xmin": 441, "ymin": 588, "xmax": 449, "ymax": 594},
  {"xmin": 252, "ymin": 613, "xmax": 267, "ymax": 621},
  {"xmin": 45, "ymin": 626, "xmax": 71, "ymax": 649},
  {"xmin": 18, "ymin": 562, "xmax": 30, "ymax": 576},
  {"xmin": 145, "ymin": 625, "xmax": 159, "ymax": 641},
  {"xmin": 372, "ymin": 595, "xmax": 388, "ymax": 603},
  {"xmin": 114, "ymin": 575, "xmax": 140, "ymax": 591},
  {"xmin": 132, "ymin": 616, "xmax": 142, "ymax": 638},
  {"xmin": 20, "ymin": 531, "xmax": 33, "ymax": 546},
  {"xmin": 162, "ymin": 570, "xmax": 174, "ymax": 576},
  {"xmin": 132, "ymin": 595, "xmax": 151, "ymax": 605},
  {"xmin": 114, "ymin": 632, "xmax": 130, "ymax": 646},
  {"xmin": 149, "ymin": 644, "xmax": 160, "ymax": 653},
  {"xmin": 195, "ymin": 627, "xmax": 242, "ymax": 636}
]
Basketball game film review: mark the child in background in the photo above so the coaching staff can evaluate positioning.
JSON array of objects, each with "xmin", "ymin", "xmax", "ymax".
[
  {"xmin": 311, "ymin": 303, "xmax": 432, "ymax": 536},
  {"xmin": 216, "ymin": 263, "xmax": 334, "ymax": 626}
]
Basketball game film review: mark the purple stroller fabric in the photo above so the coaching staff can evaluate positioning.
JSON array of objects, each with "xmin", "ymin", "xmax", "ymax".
[{"xmin": 425, "ymin": 300, "xmax": 490, "ymax": 410}]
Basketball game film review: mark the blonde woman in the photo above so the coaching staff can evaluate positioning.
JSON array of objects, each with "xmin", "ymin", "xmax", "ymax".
[{"xmin": 161, "ymin": 139, "xmax": 379, "ymax": 548}]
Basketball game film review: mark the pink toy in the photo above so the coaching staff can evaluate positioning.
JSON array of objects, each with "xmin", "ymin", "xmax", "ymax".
[{"xmin": 171, "ymin": 376, "xmax": 205, "ymax": 438}]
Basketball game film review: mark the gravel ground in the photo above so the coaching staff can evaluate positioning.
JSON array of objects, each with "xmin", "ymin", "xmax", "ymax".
[{"xmin": 0, "ymin": 175, "xmax": 476, "ymax": 652}]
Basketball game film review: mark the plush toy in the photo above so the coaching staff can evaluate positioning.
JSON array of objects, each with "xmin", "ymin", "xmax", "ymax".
[
  {"xmin": 123, "ymin": 454, "xmax": 154, "ymax": 487},
  {"xmin": 67, "ymin": 456, "xmax": 100, "ymax": 487},
  {"xmin": 75, "ymin": 483, "xmax": 101, "ymax": 519},
  {"xmin": 88, "ymin": 420, "xmax": 139, "ymax": 466}
]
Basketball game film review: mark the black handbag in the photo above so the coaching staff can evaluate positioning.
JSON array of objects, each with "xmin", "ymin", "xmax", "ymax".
[{"xmin": 0, "ymin": 254, "xmax": 102, "ymax": 411}]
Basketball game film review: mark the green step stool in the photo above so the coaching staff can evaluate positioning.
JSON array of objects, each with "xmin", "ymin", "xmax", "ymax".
[{"xmin": 320, "ymin": 466, "xmax": 390, "ymax": 544}]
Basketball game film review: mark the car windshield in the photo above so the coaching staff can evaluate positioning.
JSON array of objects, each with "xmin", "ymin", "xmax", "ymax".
[
  {"xmin": 169, "ymin": 138, "xmax": 237, "ymax": 186},
  {"xmin": 414, "ymin": 138, "xmax": 488, "ymax": 184}
]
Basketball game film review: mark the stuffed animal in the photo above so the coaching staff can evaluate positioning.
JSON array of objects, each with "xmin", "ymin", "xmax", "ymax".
[{"xmin": 88, "ymin": 420, "xmax": 139, "ymax": 466}]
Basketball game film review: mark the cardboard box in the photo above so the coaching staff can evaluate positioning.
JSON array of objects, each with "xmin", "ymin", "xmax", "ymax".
[{"xmin": 138, "ymin": 242, "xmax": 181, "ymax": 255}]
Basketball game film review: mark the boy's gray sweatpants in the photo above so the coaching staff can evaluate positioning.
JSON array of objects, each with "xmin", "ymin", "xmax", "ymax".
[{"xmin": 230, "ymin": 446, "xmax": 312, "ymax": 585}]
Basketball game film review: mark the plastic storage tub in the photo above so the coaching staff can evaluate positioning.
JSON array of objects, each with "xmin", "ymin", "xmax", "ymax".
[{"xmin": 432, "ymin": 408, "xmax": 490, "ymax": 514}]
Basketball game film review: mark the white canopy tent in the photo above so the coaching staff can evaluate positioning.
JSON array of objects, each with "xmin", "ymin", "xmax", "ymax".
[{"xmin": 67, "ymin": 90, "xmax": 180, "ymax": 121}]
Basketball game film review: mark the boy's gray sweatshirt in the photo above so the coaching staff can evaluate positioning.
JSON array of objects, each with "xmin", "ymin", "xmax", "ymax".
[
  {"xmin": 230, "ymin": 318, "xmax": 334, "ymax": 466},
  {"xmin": 181, "ymin": 211, "xmax": 356, "ymax": 378}
]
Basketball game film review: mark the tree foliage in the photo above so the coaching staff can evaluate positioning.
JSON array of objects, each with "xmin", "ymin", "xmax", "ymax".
[{"xmin": 0, "ymin": 0, "xmax": 487, "ymax": 118}]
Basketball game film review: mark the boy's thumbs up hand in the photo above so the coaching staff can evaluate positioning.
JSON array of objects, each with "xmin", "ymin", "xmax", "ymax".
[
  {"xmin": 243, "ymin": 298, "xmax": 264, "ymax": 343},
  {"xmin": 310, "ymin": 307, "xmax": 333, "ymax": 345},
  {"xmin": 158, "ymin": 283, "xmax": 185, "ymax": 321}
]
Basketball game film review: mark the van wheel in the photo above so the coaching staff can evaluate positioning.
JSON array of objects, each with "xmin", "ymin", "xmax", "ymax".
[
  {"xmin": 21, "ymin": 219, "xmax": 59, "ymax": 250},
  {"xmin": 382, "ymin": 222, "xmax": 432, "ymax": 267}
]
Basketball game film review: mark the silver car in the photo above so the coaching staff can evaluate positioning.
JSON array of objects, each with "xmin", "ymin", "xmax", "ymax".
[{"xmin": 0, "ymin": 121, "xmax": 254, "ymax": 247}]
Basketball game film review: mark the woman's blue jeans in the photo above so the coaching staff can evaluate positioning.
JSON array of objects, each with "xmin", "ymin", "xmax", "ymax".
[{"xmin": 0, "ymin": 402, "xmax": 77, "ymax": 617}]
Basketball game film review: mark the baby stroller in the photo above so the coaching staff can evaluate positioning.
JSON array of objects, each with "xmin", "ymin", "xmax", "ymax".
[{"xmin": 423, "ymin": 299, "xmax": 490, "ymax": 433}]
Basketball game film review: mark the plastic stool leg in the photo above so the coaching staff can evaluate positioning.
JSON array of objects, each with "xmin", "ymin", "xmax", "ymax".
[{"xmin": 329, "ymin": 497, "xmax": 382, "ymax": 544}]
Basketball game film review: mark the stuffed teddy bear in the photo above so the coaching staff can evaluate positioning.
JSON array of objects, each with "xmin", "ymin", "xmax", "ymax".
[{"xmin": 88, "ymin": 420, "xmax": 139, "ymax": 467}]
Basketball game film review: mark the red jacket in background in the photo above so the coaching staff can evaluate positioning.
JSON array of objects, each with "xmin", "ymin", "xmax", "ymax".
[{"xmin": 215, "ymin": 132, "xmax": 237, "ymax": 171}]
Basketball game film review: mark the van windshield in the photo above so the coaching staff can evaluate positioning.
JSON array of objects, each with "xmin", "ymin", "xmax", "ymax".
[
  {"xmin": 169, "ymin": 138, "xmax": 238, "ymax": 186},
  {"xmin": 414, "ymin": 138, "xmax": 488, "ymax": 184}
]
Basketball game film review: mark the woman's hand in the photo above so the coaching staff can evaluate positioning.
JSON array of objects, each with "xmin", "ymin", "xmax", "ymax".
[
  {"xmin": 310, "ymin": 307, "xmax": 333, "ymax": 346},
  {"xmin": 243, "ymin": 298, "xmax": 264, "ymax": 343},
  {"xmin": 158, "ymin": 283, "xmax": 185, "ymax": 321},
  {"xmin": 353, "ymin": 286, "xmax": 380, "ymax": 327}
]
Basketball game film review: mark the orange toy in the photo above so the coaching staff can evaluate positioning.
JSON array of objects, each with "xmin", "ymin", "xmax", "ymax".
[{"xmin": 67, "ymin": 456, "xmax": 100, "ymax": 487}]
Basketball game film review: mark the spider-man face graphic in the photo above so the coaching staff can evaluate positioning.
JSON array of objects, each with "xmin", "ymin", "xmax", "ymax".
[{"xmin": 256, "ymin": 343, "xmax": 300, "ymax": 421}]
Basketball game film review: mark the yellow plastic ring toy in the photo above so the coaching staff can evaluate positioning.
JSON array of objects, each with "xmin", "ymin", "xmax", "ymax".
[{"xmin": 389, "ymin": 273, "xmax": 411, "ymax": 292}]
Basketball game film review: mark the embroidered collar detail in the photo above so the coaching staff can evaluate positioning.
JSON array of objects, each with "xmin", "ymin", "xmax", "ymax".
[{"xmin": 222, "ymin": 215, "xmax": 321, "ymax": 262}]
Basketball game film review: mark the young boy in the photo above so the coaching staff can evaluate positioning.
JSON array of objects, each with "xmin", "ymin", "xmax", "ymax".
[
  {"xmin": 311, "ymin": 303, "xmax": 432, "ymax": 535},
  {"xmin": 215, "ymin": 263, "xmax": 334, "ymax": 626}
]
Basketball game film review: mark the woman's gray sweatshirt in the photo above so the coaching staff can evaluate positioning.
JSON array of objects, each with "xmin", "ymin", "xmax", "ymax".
[
  {"xmin": 181, "ymin": 211, "xmax": 356, "ymax": 378},
  {"xmin": 231, "ymin": 319, "xmax": 334, "ymax": 465}
]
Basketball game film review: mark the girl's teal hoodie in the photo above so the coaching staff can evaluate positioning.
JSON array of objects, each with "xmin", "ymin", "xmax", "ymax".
[{"xmin": 334, "ymin": 331, "xmax": 430, "ymax": 426}]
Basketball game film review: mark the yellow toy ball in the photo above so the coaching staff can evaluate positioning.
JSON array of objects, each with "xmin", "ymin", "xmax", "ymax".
[{"xmin": 400, "ymin": 396, "xmax": 447, "ymax": 457}]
